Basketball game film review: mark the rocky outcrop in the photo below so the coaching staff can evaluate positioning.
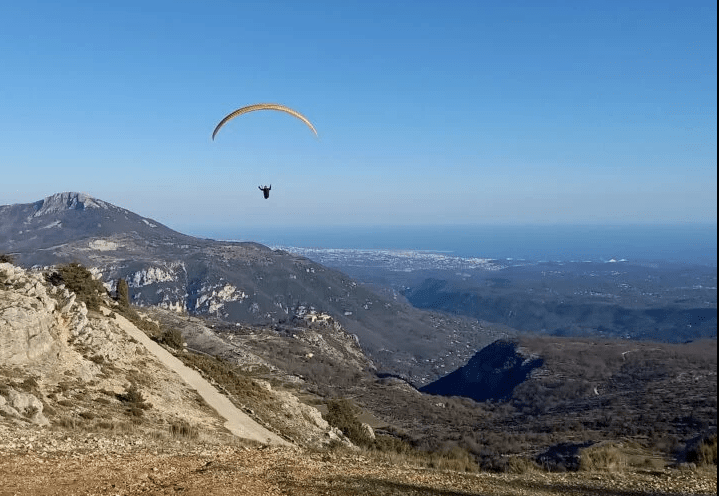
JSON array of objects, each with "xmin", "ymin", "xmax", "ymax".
[
  {"xmin": 31, "ymin": 192, "xmax": 109, "ymax": 218},
  {"xmin": 0, "ymin": 389, "xmax": 49, "ymax": 426},
  {"xmin": 0, "ymin": 262, "xmax": 351, "ymax": 449},
  {"xmin": 0, "ymin": 262, "xmax": 72, "ymax": 364}
]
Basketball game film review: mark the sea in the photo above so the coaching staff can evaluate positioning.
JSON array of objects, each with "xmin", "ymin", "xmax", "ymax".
[{"xmin": 199, "ymin": 224, "xmax": 717, "ymax": 266}]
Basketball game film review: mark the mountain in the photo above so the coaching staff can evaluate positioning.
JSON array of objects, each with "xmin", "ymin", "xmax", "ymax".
[{"xmin": 0, "ymin": 192, "xmax": 507, "ymax": 383}]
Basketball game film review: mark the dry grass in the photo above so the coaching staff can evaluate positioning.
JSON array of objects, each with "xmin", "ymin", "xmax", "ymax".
[
  {"xmin": 687, "ymin": 433, "xmax": 718, "ymax": 467},
  {"xmin": 169, "ymin": 420, "xmax": 199, "ymax": 439},
  {"xmin": 578, "ymin": 442, "xmax": 628, "ymax": 472}
]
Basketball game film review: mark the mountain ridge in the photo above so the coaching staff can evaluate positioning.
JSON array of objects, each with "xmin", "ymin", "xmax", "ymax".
[{"xmin": 0, "ymin": 192, "xmax": 507, "ymax": 384}]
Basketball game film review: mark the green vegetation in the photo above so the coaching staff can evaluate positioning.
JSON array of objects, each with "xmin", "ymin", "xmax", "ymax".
[
  {"xmin": 323, "ymin": 397, "xmax": 478, "ymax": 472},
  {"xmin": 324, "ymin": 398, "xmax": 374, "ymax": 447},
  {"xmin": 116, "ymin": 383, "xmax": 151, "ymax": 417},
  {"xmin": 178, "ymin": 353, "xmax": 273, "ymax": 405},
  {"xmin": 47, "ymin": 262, "xmax": 108, "ymax": 311},
  {"xmin": 0, "ymin": 253, "xmax": 15, "ymax": 264},
  {"xmin": 115, "ymin": 278, "xmax": 130, "ymax": 307},
  {"xmin": 159, "ymin": 327, "xmax": 184, "ymax": 350}
]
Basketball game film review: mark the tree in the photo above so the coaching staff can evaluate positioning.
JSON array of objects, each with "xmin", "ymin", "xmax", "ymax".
[
  {"xmin": 51, "ymin": 262, "xmax": 107, "ymax": 311},
  {"xmin": 116, "ymin": 278, "xmax": 130, "ymax": 307}
]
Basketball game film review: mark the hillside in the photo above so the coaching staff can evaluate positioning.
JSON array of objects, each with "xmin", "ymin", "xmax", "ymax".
[
  {"xmin": 0, "ymin": 192, "xmax": 508, "ymax": 384},
  {"xmin": 289, "ymin": 247, "xmax": 717, "ymax": 343},
  {"xmin": 401, "ymin": 264, "xmax": 717, "ymax": 343},
  {"xmin": 2, "ymin": 262, "xmax": 716, "ymax": 494},
  {"xmin": 0, "ymin": 261, "xmax": 347, "ymax": 448}
]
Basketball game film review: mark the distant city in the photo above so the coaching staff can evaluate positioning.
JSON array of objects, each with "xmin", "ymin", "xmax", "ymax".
[{"xmin": 271, "ymin": 246, "xmax": 505, "ymax": 273}]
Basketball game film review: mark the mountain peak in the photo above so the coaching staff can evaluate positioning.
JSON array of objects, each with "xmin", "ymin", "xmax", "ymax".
[{"xmin": 32, "ymin": 192, "xmax": 109, "ymax": 218}]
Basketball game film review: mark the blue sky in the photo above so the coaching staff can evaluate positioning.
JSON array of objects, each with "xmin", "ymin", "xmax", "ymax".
[{"xmin": 1, "ymin": 0, "xmax": 716, "ymax": 232}]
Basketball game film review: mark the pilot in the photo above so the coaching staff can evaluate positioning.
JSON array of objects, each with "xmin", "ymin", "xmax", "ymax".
[{"xmin": 259, "ymin": 185, "xmax": 271, "ymax": 199}]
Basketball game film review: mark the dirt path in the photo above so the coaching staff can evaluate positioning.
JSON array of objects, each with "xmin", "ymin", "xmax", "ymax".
[{"xmin": 111, "ymin": 311, "xmax": 290, "ymax": 446}]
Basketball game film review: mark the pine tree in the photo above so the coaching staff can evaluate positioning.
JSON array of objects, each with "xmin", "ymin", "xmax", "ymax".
[{"xmin": 116, "ymin": 278, "xmax": 130, "ymax": 307}]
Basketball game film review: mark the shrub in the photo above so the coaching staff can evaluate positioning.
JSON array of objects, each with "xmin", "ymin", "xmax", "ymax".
[
  {"xmin": 57, "ymin": 417, "xmax": 77, "ymax": 429},
  {"xmin": 169, "ymin": 420, "xmax": 199, "ymax": 439},
  {"xmin": 507, "ymin": 456, "xmax": 540, "ymax": 473},
  {"xmin": 579, "ymin": 442, "xmax": 628, "ymax": 472},
  {"xmin": 428, "ymin": 446, "xmax": 478, "ymax": 472},
  {"xmin": 686, "ymin": 433, "xmax": 718, "ymax": 466},
  {"xmin": 116, "ymin": 383, "xmax": 151, "ymax": 416},
  {"xmin": 49, "ymin": 262, "xmax": 108, "ymax": 311},
  {"xmin": 324, "ymin": 398, "xmax": 374, "ymax": 447},
  {"xmin": 0, "ymin": 253, "xmax": 15, "ymax": 264},
  {"xmin": 373, "ymin": 435, "xmax": 414, "ymax": 455},
  {"xmin": 160, "ymin": 328, "xmax": 184, "ymax": 350}
]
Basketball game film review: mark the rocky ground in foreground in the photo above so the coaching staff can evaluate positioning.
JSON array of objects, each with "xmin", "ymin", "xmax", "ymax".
[
  {"xmin": 1, "ymin": 423, "xmax": 716, "ymax": 496},
  {"xmin": 1, "ymin": 427, "xmax": 716, "ymax": 496}
]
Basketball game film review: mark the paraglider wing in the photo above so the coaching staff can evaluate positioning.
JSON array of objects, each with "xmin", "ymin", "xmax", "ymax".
[{"xmin": 212, "ymin": 103, "xmax": 318, "ymax": 140}]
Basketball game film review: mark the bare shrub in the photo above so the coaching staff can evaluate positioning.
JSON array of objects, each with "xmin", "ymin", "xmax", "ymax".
[
  {"xmin": 169, "ymin": 420, "xmax": 199, "ymax": 439},
  {"xmin": 579, "ymin": 442, "xmax": 628, "ymax": 472},
  {"xmin": 686, "ymin": 433, "xmax": 718, "ymax": 466},
  {"xmin": 56, "ymin": 417, "xmax": 77, "ymax": 429},
  {"xmin": 428, "ymin": 446, "xmax": 478, "ymax": 472},
  {"xmin": 507, "ymin": 456, "xmax": 540, "ymax": 473}
]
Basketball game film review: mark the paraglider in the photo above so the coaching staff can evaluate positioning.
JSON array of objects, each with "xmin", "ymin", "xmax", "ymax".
[
  {"xmin": 212, "ymin": 104, "xmax": 317, "ymax": 200},
  {"xmin": 212, "ymin": 103, "xmax": 318, "ymax": 140}
]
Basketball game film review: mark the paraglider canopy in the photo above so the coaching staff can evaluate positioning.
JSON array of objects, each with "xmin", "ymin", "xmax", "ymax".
[{"xmin": 212, "ymin": 103, "xmax": 318, "ymax": 140}]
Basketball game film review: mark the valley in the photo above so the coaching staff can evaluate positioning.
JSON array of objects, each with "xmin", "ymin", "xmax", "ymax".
[{"xmin": 279, "ymin": 246, "xmax": 717, "ymax": 343}]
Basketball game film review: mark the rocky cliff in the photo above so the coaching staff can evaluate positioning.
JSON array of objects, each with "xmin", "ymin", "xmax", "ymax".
[{"xmin": 0, "ymin": 261, "xmax": 347, "ymax": 448}]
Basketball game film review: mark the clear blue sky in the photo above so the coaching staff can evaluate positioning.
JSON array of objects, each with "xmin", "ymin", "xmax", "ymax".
[{"xmin": 1, "ymin": 0, "xmax": 716, "ymax": 232}]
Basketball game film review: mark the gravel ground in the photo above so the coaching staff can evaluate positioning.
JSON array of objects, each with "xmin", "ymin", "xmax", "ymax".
[{"xmin": 1, "ymin": 438, "xmax": 715, "ymax": 496}]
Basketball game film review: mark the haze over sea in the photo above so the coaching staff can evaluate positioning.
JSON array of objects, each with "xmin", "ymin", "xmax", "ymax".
[{"xmin": 197, "ymin": 224, "xmax": 717, "ymax": 266}]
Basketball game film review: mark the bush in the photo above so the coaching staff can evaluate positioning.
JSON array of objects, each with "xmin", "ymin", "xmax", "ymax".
[
  {"xmin": 324, "ymin": 398, "xmax": 374, "ymax": 447},
  {"xmin": 507, "ymin": 456, "xmax": 540, "ymax": 473},
  {"xmin": 0, "ymin": 253, "xmax": 15, "ymax": 264},
  {"xmin": 686, "ymin": 433, "xmax": 718, "ymax": 466},
  {"xmin": 116, "ymin": 383, "xmax": 151, "ymax": 416},
  {"xmin": 160, "ymin": 328, "xmax": 184, "ymax": 350},
  {"xmin": 169, "ymin": 420, "xmax": 199, "ymax": 439},
  {"xmin": 49, "ymin": 262, "xmax": 108, "ymax": 311},
  {"xmin": 578, "ymin": 442, "xmax": 628, "ymax": 472}
]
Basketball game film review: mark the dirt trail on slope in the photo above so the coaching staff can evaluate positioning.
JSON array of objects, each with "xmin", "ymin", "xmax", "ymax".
[{"xmin": 111, "ymin": 311, "xmax": 290, "ymax": 446}]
